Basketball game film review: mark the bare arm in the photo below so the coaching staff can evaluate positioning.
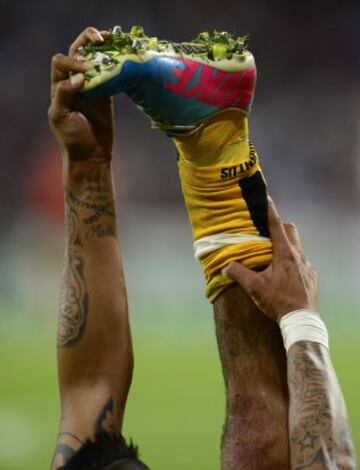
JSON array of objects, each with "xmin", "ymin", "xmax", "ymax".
[
  {"xmin": 48, "ymin": 28, "xmax": 133, "ymax": 469},
  {"xmin": 224, "ymin": 198, "xmax": 357, "ymax": 469},
  {"xmin": 288, "ymin": 341, "xmax": 355, "ymax": 469}
]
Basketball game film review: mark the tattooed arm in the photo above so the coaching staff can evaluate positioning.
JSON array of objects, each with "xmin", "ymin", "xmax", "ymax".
[
  {"xmin": 48, "ymin": 27, "xmax": 133, "ymax": 469},
  {"xmin": 288, "ymin": 342, "xmax": 356, "ymax": 469},
  {"xmin": 224, "ymin": 199, "xmax": 357, "ymax": 469}
]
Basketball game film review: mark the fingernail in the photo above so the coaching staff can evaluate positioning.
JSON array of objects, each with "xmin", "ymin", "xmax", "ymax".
[
  {"xmin": 95, "ymin": 32, "xmax": 104, "ymax": 41},
  {"xmin": 70, "ymin": 73, "xmax": 84, "ymax": 88},
  {"xmin": 267, "ymin": 195, "xmax": 273, "ymax": 202},
  {"xmin": 221, "ymin": 267, "xmax": 228, "ymax": 276}
]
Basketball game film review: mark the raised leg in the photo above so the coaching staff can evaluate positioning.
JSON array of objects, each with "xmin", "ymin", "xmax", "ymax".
[{"xmin": 214, "ymin": 284, "xmax": 290, "ymax": 470}]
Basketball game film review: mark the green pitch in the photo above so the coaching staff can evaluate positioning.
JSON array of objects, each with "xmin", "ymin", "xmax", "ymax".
[{"xmin": 0, "ymin": 310, "xmax": 358, "ymax": 469}]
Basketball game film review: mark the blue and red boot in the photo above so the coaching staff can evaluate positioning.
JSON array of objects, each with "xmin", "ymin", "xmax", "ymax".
[{"xmin": 78, "ymin": 26, "xmax": 256, "ymax": 135}]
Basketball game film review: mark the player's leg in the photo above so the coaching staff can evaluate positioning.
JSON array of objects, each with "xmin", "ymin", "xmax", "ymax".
[
  {"xmin": 171, "ymin": 94, "xmax": 287, "ymax": 466},
  {"xmin": 214, "ymin": 284, "xmax": 290, "ymax": 469},
  {"xmin": 174, "ymin": 110, "xmax": 290, "ymax": 467},
  {"xmin": 170, "ymin": 108, "xmax": 291, "ymax": 467}
]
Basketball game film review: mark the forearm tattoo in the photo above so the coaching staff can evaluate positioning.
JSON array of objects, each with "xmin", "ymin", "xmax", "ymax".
[
  {"xmin": 58, "ymin": 167, "xmax": 116, "ymax": 348},
  {"xmin": 288, "ymin": 342, "xmax": 356, "ymax": 469},
  {"xmin": 58, "ymin": 199, "xmax": 89, "ymax": 348}
]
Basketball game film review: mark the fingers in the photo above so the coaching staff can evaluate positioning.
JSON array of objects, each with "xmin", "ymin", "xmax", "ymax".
[
  {"xmin": 267, "ymin": 196, "xmax": 292, "ymax": 258},
  {"xmin": 49, "ymin": 26, "xmax": 110, "ymax": 121},
  {"xmin": 49, "ymin": 73, "xmax": 85, "ymax": 123},
  {"xmin": 283, "ymin": 222, "xmax": 304, "ymax": 255},
  {"xmin": 222, "ymin": 262, "xmax": 263, "ymax": 297},
  {"xmin": 51, "ymin": 53, "xmax": 89, "ymax": 96},
  {"xmin": 69, "ymin": 26, "xmax": 110, "ymax": 57}
]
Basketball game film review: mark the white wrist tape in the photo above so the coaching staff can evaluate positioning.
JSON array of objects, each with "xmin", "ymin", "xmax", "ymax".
[{"xmin": 279, "ymin": 309, "xmax": 329, "ymax": 353}]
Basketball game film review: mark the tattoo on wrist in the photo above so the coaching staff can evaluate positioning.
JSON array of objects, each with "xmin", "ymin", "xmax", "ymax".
[{"xmin": 67, "ymin": 168, "xmax": 116, "ymax": 240}]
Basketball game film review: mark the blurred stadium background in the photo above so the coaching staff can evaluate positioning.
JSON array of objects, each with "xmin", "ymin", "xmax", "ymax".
[{"xmin": 0, "ymin": 0, "xmax": 359, "ymax": 468}]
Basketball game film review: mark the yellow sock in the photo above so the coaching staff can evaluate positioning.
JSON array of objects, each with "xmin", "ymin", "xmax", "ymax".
[{"xmin": 173, "ymin": 110, "xmax": 273, "ymax": 302}]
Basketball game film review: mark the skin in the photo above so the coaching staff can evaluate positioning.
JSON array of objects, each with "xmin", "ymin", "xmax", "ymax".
[
  {"xmin": 213, "ymin": 282, "xmax": 290, "ymax": 469},
  {"xmin": 48, "ymin": 27, "xmax": 133, "ymax": 470},
  {"xmin": 223, "ymin": 200, "xmax": 357, "ymax": 469}
]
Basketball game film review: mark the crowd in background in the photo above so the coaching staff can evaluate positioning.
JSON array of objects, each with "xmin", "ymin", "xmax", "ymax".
[
  {"xmin": 1, "ymin": 0, "xmax": 360, "ymax": 224},
  {"xmin": 1, "ymin": 0, "xmax": 360, "ymax": 316}
]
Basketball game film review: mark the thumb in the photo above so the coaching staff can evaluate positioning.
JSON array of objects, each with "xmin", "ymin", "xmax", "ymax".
[{"xmin": 222, "ymin": 262, "xmax": 261, "ymax": 294}]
